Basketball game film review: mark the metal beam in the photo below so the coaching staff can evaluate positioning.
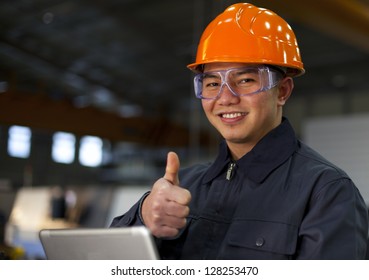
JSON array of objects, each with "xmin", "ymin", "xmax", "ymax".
[
  {"xmin": 0, "ymin": 90, "xmax": 204, "ymax": 147},
  {"xmin": 254, "ymin": 0, "xmax": 369, "ymax": 52}
]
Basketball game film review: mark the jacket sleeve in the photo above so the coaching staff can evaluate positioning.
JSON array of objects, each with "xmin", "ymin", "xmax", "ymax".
[
  {"xmin": 109, "ymin": 191, "xmax": 150, "ymax": 228},
  {"xmin": 296, "ymin": 178, "xmax": 368, "ymax": 259}
]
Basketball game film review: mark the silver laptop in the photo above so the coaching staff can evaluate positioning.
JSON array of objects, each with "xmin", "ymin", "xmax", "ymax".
[{"xmin": 39, "ymin": 226, "xmax": 159, "ymax": 260}]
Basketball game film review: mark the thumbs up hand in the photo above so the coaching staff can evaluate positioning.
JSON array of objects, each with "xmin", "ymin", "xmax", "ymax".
[{"xmin": 141, "ymin": 152, "xmax": 191, "ymax": 238}]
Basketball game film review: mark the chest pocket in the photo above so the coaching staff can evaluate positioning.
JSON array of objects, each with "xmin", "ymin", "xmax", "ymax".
[{"xmin": 222, "ymin": 220, "xmax": 298, "ymax": 259}]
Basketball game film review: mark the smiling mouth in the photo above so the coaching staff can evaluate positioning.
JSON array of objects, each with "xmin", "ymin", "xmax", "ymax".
[{"xmin": 220, "ymin": 112, "xmax": 246, "ymax": 119}]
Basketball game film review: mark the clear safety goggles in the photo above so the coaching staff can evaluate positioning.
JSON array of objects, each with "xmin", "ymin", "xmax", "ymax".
[{"xmin": 193, "ymin": 65, "xmax": 285, "ymax": 100}]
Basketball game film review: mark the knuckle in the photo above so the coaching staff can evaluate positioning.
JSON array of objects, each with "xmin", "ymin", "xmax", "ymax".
[
  {"xmin": 183, "ymin": 206, "xmax": 190, "ymax": 217},
  {"xmin": 151, "ymin": 201, "xmax": 161, "ymax": 212},
  {"xmin": 151, "ymin": 213, "xmax": 162, "ymax": 224},
  {"xmin": 185, "ymin": 190, "xmax": 192, "ymax": 202},
  {"xmin": 179, "ymin": 218, "xmax": 187, "ymax": 228}
]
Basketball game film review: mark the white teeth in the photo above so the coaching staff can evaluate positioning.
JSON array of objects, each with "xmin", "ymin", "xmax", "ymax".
[{"xmin": 222, "ymin": 113, "xmax": 244, "ymax": 119}]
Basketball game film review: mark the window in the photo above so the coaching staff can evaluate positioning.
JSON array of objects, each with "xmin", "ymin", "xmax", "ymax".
[
  {"xmin": 79, "ymin": 136, "xmax": 103, "ymax": 167},
  {"xmin": 52, "ymin": 132, "xmax": 76, "ymax": 164},
  {"xmin": 8, "ymin": 126, "xmax": 32, "ymax": 158}
]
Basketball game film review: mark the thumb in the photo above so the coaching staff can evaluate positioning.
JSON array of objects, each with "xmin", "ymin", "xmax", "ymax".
[{"xmin": 164, "ymin": 151, "xmax": 180, "ymax": 185}]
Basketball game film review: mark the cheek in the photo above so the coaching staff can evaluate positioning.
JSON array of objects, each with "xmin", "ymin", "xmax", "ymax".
[
  {"xmin": 248, "ymin": 93, "xmax": 271, "ymax": 108},
  {"xmin": 201, "ymin": 100, "xmax": 213, "ymax": 115},
  {"xmin": 262, "ymin": 91, "xmax": 279, "ymax": 105},
  {"xmin": 248, "ymin": 93, "xmax": 279, "ymax": 116}
]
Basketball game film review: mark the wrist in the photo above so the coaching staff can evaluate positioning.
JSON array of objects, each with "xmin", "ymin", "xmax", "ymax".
[{"xmin": 138, "ymin": 191, "xmax": 151, "ymax": 225}]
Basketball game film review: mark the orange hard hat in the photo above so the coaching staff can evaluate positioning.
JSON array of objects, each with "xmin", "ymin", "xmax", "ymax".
[{"xmin": 187, "ymin": 3, "xmax": 305, "ymax": 77}]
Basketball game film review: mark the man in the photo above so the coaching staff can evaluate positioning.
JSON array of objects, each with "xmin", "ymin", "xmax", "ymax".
[{"xmin": 111, "ymin": 3, "xmax": 368, "ymax": 259}]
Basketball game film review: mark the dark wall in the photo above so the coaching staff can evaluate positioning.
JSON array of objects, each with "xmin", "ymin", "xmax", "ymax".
[{"xmin": 0, "ymin": 125, "xmax": 101, "ymax": 188}]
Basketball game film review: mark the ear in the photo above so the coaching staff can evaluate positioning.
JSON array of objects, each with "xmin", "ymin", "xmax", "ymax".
[{"xmin": 277, "ymin": 77, "xmax": 294, "ymax": 106}]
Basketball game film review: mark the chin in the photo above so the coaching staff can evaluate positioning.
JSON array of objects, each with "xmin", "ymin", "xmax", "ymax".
[{"xmin": 223, "ymin": 134, "xmax": 248, "ymax": 143}]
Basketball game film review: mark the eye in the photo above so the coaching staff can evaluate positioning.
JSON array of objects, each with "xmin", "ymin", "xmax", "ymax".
[
  {"xmin": 234, "ymin": 77, "xmax": 257, "ymax": 88},
  {"xmin": 205, "ymin": 82, "xmax": 220, "ymax": 88},
  {"xmin": 202, "ymin": 76, "xmax": 221, "ymax": 89},
  {"xmin": 233, "ymin": 72, "xmax": 259, "ymax": 87},
  {"xmin": 238, "ymin": 78, "xmax": 254, "ymax": 84}
]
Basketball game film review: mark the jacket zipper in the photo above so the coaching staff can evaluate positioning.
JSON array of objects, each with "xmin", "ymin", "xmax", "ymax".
[{"xmin": 226, "ymin": 162, "xmax": 236, "ymax": 181}]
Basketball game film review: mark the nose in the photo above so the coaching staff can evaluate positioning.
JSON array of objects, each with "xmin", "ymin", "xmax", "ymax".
[{"xmin": 217, "ymin": 83, "xmax": 240, "ymax": 104}]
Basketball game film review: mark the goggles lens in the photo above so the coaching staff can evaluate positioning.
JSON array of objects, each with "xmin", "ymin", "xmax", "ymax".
[{"xmin": 194, "ymin": 66, "xmax": 283, "ymax": 99}]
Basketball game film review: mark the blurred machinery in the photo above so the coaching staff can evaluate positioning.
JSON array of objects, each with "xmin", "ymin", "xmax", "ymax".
[{"xmin": 1, "ymin": 183, "xmax": 149, "ymax": 259}]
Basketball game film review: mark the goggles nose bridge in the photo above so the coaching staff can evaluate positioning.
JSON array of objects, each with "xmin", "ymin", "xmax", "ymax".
[
  {"xmin": 215, "ymin": 69, "xmax": 237, "ymax": 98},
  {"xmin": 218, "ymin": 80, "xmax": 239, "ymax": 98}
]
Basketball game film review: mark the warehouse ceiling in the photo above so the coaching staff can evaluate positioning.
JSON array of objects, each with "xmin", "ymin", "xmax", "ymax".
[{"xmin": 0, "ymin": 0, "xmax": 369, "ymax": 147}]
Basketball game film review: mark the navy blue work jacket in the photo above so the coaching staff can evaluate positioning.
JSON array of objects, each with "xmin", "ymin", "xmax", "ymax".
[{"xmin": 110, "ymin": 118, "xmax": 368, "ymax": 259}]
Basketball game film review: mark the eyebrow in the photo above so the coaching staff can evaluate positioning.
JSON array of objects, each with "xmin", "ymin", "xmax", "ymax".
[
  {"xmin": 202, "ymin": 67, "xmax": 260, "ymax": 80},
  {"xmin": 232, "ymin": 68, "xmax": 258, "ymax": 76},
  {"xmin": 202, "ymin": 72, "xmax": 221, "ymax": 79}
]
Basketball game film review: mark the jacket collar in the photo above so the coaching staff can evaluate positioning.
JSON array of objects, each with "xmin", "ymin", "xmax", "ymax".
[{"xmin": 203, "ymin": 117, "xmax": 298, "ymax": 184}]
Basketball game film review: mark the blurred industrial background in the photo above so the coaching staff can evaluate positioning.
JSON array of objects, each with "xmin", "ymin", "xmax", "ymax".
[{"xmin": 0, "ymin": 0, "xmax": 369, "ymax": 259}]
